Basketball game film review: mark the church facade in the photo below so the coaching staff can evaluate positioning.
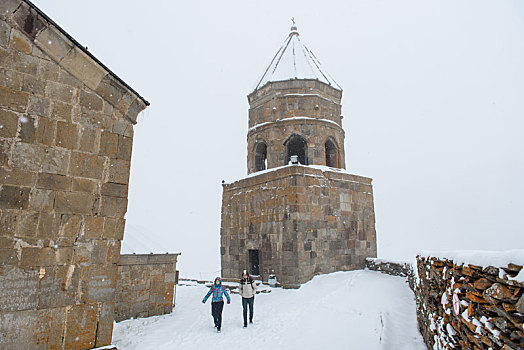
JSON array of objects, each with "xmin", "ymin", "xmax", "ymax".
[{"xmin": 220, "ymin": 25, "xmax": 377, "ymax": 288}]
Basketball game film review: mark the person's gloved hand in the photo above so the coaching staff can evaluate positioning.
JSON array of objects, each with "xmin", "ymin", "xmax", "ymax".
[{"xmin": 202, "ymin": 300, "xmax": 205, "ymax": 304}]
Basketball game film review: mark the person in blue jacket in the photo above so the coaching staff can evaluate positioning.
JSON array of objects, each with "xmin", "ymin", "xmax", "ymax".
[{"xmin": 202, "ymin": 277, "xmax": 231, "ymax": 332}]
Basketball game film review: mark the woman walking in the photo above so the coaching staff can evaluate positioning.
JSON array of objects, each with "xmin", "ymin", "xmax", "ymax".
[
  {"xmin": 239, "ymin": 270, "xmax": 256, "ymax": 328},
  {"xmin": 202, "ymin": 277, "xmax": 230, "ymax": 332}
]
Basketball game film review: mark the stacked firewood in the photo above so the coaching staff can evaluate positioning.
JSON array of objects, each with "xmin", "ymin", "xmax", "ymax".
[{"xmin": 415, "ymin": 256, "xmax": 523, "ymax": 349}]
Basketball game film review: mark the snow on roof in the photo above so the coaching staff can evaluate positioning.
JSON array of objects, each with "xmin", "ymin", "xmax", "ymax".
[{"xmin": 254, "ymin": 25, "xmax": 341, "ymax": 92}]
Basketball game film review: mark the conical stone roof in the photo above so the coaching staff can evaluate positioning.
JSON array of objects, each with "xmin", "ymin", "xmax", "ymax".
[{"xmin": 254, "ymin": 24, "xmax": 341, "ymax": 91}]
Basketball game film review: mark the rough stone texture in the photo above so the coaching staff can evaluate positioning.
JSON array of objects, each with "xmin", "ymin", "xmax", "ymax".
[
  {"xmin": 0, "ymin": 2, "xmax": 147, "ymax": 349},
  {"xmin": 115, "ymin": 254, "xmax": 179, "ymax": 322},
  {"xmin": 221, "ymin": 166, "xmax": 376, "ymax": 288},
  {"xmin": 365, "ymin": 257, "xmax": 412, "ymax": 278},
  {"xmin": 415, "ymin": 256, "xmax": 524, "ymax": 350},
  {"xmin": 221, "ymin": 77, "xmax": 376, "ymax": 288},
  {"xmin": 246, "ymin": 80, "xmax": 345, "ymax": 173}
]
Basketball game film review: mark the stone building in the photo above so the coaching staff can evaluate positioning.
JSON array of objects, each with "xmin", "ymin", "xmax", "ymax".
[
  {"xmin": 221, "ymin": 25, "xmax": 377, "ymax": 288},
  {"xmin": 0, "ymin": 1, "xmax": 148, "ymax": 348}
]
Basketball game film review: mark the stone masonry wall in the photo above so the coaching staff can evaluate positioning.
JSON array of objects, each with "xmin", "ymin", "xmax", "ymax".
[
  {"xmin": 221, "ymin": 165, "xmax": 376, "ymax": 288},
  {"xmin": 0, "ymin": 1, "xmax": 147, "ymax": 348},
  {"xmin": 365, "ymin": 257, "xmax": 412, "ymax": 278},
  {"xmin": 415, "ymin": 255, "xmax": 524, "ymax": 349},
  {"xmin": 115, "ymin": 254, "xmax": 178, "ymax": 322},
  {"xmin": 246, "ymin": 80, "xmax": 345, "ymax": 174},
  {"xmin": 247, "ymin": 118, "xmax": 345, "ymax": 173}
]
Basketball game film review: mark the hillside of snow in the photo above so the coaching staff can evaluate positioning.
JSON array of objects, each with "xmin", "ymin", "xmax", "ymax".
[{"xmin": 113, "ymin": 270, "xmax": 425, "ymax": 349}]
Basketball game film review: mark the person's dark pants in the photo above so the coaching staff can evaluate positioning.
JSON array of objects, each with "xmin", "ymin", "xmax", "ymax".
[
  {"xmin": 211, "ymin": 301, "xmax": 224, "ymax": 329},
  {"xmin": 242, "ymin": 297, "xmax": 254, "ymax": 325}
]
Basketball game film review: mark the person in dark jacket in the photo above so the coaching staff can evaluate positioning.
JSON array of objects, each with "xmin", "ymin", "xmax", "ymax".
[
  {"xmin": 202, "ymin": 277, "xmax": 231, "ymax": 332},
  {"xmin": 239, "ymin": 270, "xmax": 256, "ymax": 327}
]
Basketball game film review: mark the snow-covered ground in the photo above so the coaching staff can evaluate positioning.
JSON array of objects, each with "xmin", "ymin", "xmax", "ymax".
[{"xmin": 113, "ymin": 270, "xmax": 425, "ymax": 349}]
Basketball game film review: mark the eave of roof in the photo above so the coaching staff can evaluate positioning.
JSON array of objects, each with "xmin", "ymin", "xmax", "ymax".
[{"xmin": 23, "ymin": 0, "xmax": 149, "ymax": 106}]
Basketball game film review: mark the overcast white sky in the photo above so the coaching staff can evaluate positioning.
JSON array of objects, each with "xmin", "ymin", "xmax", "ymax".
[{"xmin": 33, "ymin": 0, "xmax": 524, "ymax": 276}]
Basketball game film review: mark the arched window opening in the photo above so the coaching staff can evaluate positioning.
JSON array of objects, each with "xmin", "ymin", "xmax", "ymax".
[
  {"xmin": 285, "ymin": 135, "xmax": 307, "ymax": 165},
  {"xmin": 254, "ymin": 142, "xmax": 267, "ymax": 172},
  {"xmin": 325, "ymin": 139, "xmax": 339, "ymax": 168}
]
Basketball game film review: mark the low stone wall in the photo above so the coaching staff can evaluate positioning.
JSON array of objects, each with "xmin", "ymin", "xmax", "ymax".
[
  {"xmin": 365, "ymin": 257, "xmax": 412, "ymax": 277},
  {"xmin": 415, "ymin": 252, "xmax": 524, "ymax": 349},
  {"xmin": 115, "ymin": 254, "xmax": 179, "ymax": 322}
]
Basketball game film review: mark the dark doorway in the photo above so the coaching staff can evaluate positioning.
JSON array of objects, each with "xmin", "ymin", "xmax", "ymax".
[
  {"xmin": 285, "ymin": 135, "xmax": 307, "ymax": 165},
  {"xmin": 325, "ymin": 139, "xmax": 339, "ymax": 168},
  {"xmin": 248, "ymin": 249, "xmax": 260, "ymax": 276},
  {"xmin": 254, "ymin": 142, "xmax": 267, "ymax": 172}
]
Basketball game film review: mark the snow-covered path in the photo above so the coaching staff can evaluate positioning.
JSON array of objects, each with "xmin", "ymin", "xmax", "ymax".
[{"xmin": 113, "ymin": 270, "xmax": 425, "ymax": 349}]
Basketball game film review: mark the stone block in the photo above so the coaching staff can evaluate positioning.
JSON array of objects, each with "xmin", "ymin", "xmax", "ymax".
[
  {"xmin": 0, "ymin": 265, "xmax": 38, "ymax": 311},
  {"xmin": 86, "ymin": 263, "xmax": 117, "ymax": 303},
  {"xmin": 58, "ymin": 214, "xmax": 82, "ymax": 241},
  {"xmin": 107, "ymin": 158, "xmax": 130, "ymax": 184},
  {"xmin": 0, "ymin": 167, "xmax": 36, "ymax": 187},
  {"xmin": 12, "ymin": 142, "xmax": 46, "ymax": 172},
  {"xmin": 112, "ymin": 118, "xmax": 133, "ymax": 137},
  {"xmin": 11, "ymin": 52, "xmax": 39, "ymax": 76},
  {"xmin": 37, "ymin": 172, "xmax": 71, "ymax": 191},
  {"xmin": 95, "ymin": 302, "xmax": 114, "ymax": 347},
  {"xmin": 101, "ymin": 182, "xmax": 127, "ymax": 198},
  {"xmin": 122, "ymin": 98, "xmax": 142, "ymax": 124},
  {"xmin": 103, "ymin": 217, "xmax": 125, "ymax": 240},
  {"xmin": 0, "ymin": 210, "xmax": 19, "ymax": 237},
  {"xmin": 54, "ymin": 190, "xmax": 94, "ymax": 214},
  {"xmin": 71, "ymin": 177, "xmax": 96, "ymax": 193},
  {"xmin": 69, "ymin": 151, "xmax": 104, "ymax": 180},
  {"xmin": 0, "ymin": 247, "xmax": 18, "ymax": 264},
  {"xmin": 79, "ymin": 89, "xmax": 103, "ymax": 111},
  {"xmin": 17, "ymin": 211, "xmax": 39, "ymax": 237},
  {"xmin": 117, "ymin": 135, "xmax": 133, "ymax": 160},
  {"xmin": 27, "ymin": 95, "xmax": 51, "ymax": 117},
  {"xmin": 55, "ymin": 120, "xmax": 79, "ymax": 149},
  {"xmin": 0, "ymin": 68, "xmax": 23, "ymax": 92},
  {"xmin": 72, "ymin": 242, "xmax": 92, "ymax": 265},
  {"xmin": 0, "ymin": 109, "xmax": 19, "ymax": 138},
  {"xmin": 84, "ymin": 216, "xmax": 103, "ymax": 240},
  {"xmin": 34, "ymin": 116, "xmax": 56, "ymax": 145},
  {"xmin": 76, "ymin": 107, "xmax": 112, "ymax": 130},
  {"xmin": 100, "ymin": 195, "xmax": 127, "ymax": 218},
  {"xmin": 34, "ymin": 25, "xmax": 73, "ymax": 62},
  {"xmin": 99, "ymin": 131, "xmax": 118, "ymax": 158},
  {"xmin": 79, "ymin": 127, "xmax": 99, "ymax": 153},
  {"xmin": 0, "ymin": 20, "xmax": 9, "ymax": 47},
  {"xmin": 22, "ymin": 73, "xmax": 46, "ymax": 96},
  {"xmin": 36, "ymin": 211, "xmax": 58, "ymax": 239},
  {"xmin": 60, "ymin": 46, "xmax": 107, "ymax": 91},
  {"xmin": 96, "ymin": 74, "xmax": 126, "ymax": 107},
  {"xmin": 46, "ymin": 81, "xmax": 75, "ymax": 103},
  {"xmin": 0, "ymin": 0, "xmax": 21, "ymax": 20},
  {"xmin": 37, "ymin": 265, "xmax": 77, "ymax": 309},
  {"xmin": 18, "ymin": 116, "xmax": 35, "ymax": 143},
  {"xmin": 20, "ymin": 246, "xmax": 73, "ymax": 267},
  {"xmin": 0, "ymin": 85, "xmax": 29, "ymax": 112},
  {"xmin": 63, "ymin": 303, "xmax": 98, "ymax": 349},
  {"xmin": 0, "ymin": 185, "xmax": 30, "ymax": 209},
  {"xmin": 50, "ymin": 100, "xmax": 73, "ymax": 122},
  {"xmin": 58, "ymin": 68, "xmax": 83, "ymax": 89},
  {"xmin": 37, "ymin": 59, "xmax": 59, "ymax": 81},
  {"xmin": 42, "ymin": 146, "xmax": 70, "ymax": 174}
]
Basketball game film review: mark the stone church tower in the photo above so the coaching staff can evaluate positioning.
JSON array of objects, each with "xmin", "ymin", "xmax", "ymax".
[{"xmin": 220, "ymin": 25, "xmax": 377, "ymax": 288}]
